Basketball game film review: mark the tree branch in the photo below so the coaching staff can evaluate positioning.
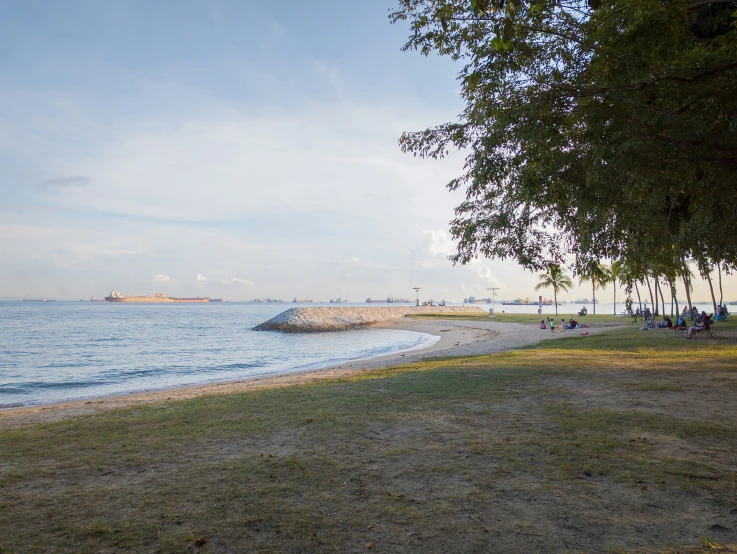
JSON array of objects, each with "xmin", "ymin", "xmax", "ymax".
[
  {"xmin": 687, "ymin": 0, "xmax": 737, "ymax": 9},
  {"xmin": 577, "ymin": 61, "xmax": 737, "ymax": 95}
]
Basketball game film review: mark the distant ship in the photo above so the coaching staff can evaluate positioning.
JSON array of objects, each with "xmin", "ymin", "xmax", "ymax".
[
  {"xmin": 501, "ymin": 297, "xmax": 530, "ymax": 305},
  {"xmin": 104, "ymin": 290, "xmax": 211, "ymax": 303},
  {"xmin": 249, "ymin": 298, "xmax": 283, "ymax": 303},
  {"xmin": 330, "ymin": 298, "xmax": 348, "ymax": 303},
  {"xmin": 293, "ymin": 297, "xmax": 313, "ymax": 303},
  {"xmin": 23, "ymin": 298, "xmax": 55, "ymax": 302},
  {"xmin": 465, "ymin": 296, "xmax": 492, "ymax": 304},
  {"xmin": 365, "ymin": 298, "xmax": 385, "ymax": 303},
  {"xmin": 386, "ymin": 297, "xmax": 410, "ymax": 304},
  {"xmin": 80, "ymin": 297, "xmax": 106, "ymax": 302}
]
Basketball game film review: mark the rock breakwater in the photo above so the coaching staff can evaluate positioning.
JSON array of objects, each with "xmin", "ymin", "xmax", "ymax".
[{"xmin": 254, "ymin": 306, "xmax": 487, "ymax": 332}]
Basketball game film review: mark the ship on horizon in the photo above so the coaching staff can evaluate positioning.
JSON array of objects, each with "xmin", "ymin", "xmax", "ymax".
[{"xmin": 104, "ymin": 290, "xmax": 211, "ymax": 303}]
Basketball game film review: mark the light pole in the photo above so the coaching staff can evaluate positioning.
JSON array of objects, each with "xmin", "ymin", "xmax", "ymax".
[
  {"xmin": 412, "ymin": 287, "xmax": 421, "ymax": 307},
  {"xmin": 487, "ymin": 287, "xmax": 499, "ymax": 314}
]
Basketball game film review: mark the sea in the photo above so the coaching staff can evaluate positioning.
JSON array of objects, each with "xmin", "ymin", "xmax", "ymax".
[
  {"xmin": 0, "ymin": 299, "xmax": 721, "ymax": 408},
  {"xmin": 0, "ymin": 302, "xmax": 438, "ymax": 408}
]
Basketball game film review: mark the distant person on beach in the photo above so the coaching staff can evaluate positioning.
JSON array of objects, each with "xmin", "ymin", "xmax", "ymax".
[{"xmin": 540, "ymin": 319, "xmax": 547, "ymax": 329}]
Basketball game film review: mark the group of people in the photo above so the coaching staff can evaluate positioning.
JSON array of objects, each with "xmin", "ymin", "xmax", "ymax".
[
  {"xmin": 649, "ymin": 310, "xmax": 713, "ymax": 338},
  {"xmin": 540, "ymin": 317, "xmax": 589, "ymax": 331}
]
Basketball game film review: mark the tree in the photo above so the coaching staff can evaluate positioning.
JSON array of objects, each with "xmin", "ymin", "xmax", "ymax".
[
  {"xmin": 391, "ymin": 0, "xmax": 737, "ymax": 275},
  {"xmin": 578, "ymin": 262, "xmax": 611, "ymax": 315},
  {"xmin": 534, "ymin": 264, "xmax": 573, "ymax": 315},
  {"xmin": 610, "ymin": 260, "xmax": 624, "ymax": 315}
]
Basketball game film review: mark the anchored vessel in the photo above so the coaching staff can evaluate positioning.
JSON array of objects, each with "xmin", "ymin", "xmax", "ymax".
[{"xmin": 104, "ymin": 290, "xmax": 210, "ymax": 303}]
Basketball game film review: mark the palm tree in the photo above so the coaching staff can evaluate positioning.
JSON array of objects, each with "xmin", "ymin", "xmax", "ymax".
[
  {"xmin": 610, "ymin": 260, "xmax": 624, "ymax": 315},
  {"xmin": 535, "ymin": 264, "xmax": 573, "ymax": 315},
  {"xmin": 579, "ymin": 262, "xmax": 612, "ymax": 315}
]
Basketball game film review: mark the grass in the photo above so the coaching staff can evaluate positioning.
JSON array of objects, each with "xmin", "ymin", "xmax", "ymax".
[
  {"xmin": 409, "ymin": 311, "xmax": 634, "ymax": 325},
  {"xmin": 1, "ymin": 322, "xmax": 737, "ymax": 552}
]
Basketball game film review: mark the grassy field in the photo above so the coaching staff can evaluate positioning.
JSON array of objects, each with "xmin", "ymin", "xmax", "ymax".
[
  {"xmin": 410, "ymin": 311, "xmax": 666, "ymax": 325},
  {"xmin": 1, "ymin": 321, "xmax": 736, "ymax": 552}
]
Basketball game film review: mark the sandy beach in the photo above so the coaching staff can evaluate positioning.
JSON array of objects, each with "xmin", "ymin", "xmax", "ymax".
[{"xmin": 0, "ymin": 316, "xmax": 619, "ymax": 428}]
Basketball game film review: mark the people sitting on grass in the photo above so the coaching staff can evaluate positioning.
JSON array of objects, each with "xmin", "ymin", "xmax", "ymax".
[
  {"xmin": 566, "ymin": 318, "xmax": 579, "ymax": 329},
  {"xmin": 657, "ymin": 315, "xmax": 672, "ymax": 328},
  {"xmin": 676, "ymin": 314, "xmax": 686, "ymax": 328},
  {"xmin": 687, "ymin": 312, "xmax": 712, "ymax": 339},
  {"xmin": 540, "ymin": 319, "xmax": 547, "ymax": 329},
  {"xmin": 716, "ymin": 304, "xmax": 729, "ymax": 321}
]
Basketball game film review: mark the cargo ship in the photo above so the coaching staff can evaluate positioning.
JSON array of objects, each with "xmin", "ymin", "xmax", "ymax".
[
  {"xmin": 104, "ymin": 290, "xmax": 210, "ymax": 303},
  {"xmin": 386, "ymin": 297, "xmax": 410, "ymax": 304}
]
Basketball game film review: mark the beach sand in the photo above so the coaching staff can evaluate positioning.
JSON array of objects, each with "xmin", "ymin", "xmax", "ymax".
[{"xmin": 0, "ymin": 317, "xmax": 618, "ymax": 428}]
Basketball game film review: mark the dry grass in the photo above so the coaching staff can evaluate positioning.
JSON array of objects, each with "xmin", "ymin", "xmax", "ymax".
[{"xmin": 1, "ymin": 323, "xmax": 736, "ymax": 552}]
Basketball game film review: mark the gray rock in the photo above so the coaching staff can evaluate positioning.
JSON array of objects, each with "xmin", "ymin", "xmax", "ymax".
[{"xmin": 254, "ymin": 306, "xmax": 487, "ymax": 332}]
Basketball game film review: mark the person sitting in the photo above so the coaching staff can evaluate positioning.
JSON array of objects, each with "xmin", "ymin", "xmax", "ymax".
[
  {"xmin": 540, "ymin": 319, "xmax": 547, "ymax": 329},
  {"xmin": 716, "ymin": 304, "xmax": 728, "ymax": 320},
  {"xmin": 567, "ymin": 318, "xmax": 579, "ymax": 329},
  {"xmin": 675, "ymin": 314, "xmax": 686, "ymax": 328},
  {"xmin": 687, "ymin": 312, "xmax": 711, "ymax": 338},
  {"xmin": 577, "ymin": 306, "xmax": 587, "ymax": 316},
  {"xmin": 657, "ymin": 316, "xmax": 672, "ymax": 328}
]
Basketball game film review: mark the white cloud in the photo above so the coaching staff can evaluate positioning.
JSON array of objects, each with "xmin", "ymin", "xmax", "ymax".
[
  {"xmin": 476, "ymin": 266, "xmax": 500, "ymax": 287},
  {"xmin": 196, "ymin": 273, "xmax": 208, "ymax": 282},
  {"xmin": 227, "ymin": 277, "xmax": 254, "ymax": 287},
  {"xmin": 421, "ymin": 228, "xmax": 454, "ymax": 257},
  {"xmin": 153, "ymin": 274, "xmax": 171, "ymax": 284}
]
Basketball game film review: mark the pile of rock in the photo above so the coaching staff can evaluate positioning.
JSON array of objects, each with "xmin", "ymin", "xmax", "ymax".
[{"xmin": 254, "ymin": 305, "xmax": 486, "ymax": 332}]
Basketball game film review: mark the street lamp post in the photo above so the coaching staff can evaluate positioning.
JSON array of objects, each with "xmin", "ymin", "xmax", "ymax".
[
  {"xmin": 412, "ymin": 287, "xmax": 421, "ymax": 307},
  {"xmin": 487, "ymin": 287, "xmax": 499, "ymax": 314}
]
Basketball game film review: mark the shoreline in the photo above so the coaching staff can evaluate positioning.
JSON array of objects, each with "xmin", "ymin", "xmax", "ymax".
[{"xmin": 0, "ymin": 317, "xmax": 619, "ymax": 428}]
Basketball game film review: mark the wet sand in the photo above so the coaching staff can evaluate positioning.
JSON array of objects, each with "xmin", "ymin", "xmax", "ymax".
[{"xmin": 0, "ymin": 317, "xmax": 618, "ymax": 428}]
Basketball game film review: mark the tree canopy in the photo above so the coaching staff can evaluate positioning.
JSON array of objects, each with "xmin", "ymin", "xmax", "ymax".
[{"xmin": 390, "ymin": 0, "xmax": 737, "ymax": 277}]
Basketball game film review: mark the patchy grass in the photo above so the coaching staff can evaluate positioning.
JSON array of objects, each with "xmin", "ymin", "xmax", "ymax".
[
  {"xmin": 1, "ymin": 324, "xmax": 737, "ymax": 552},
  {"xmin": 409, "ymin": 311, "xmax": 631, "ymax": 325}
]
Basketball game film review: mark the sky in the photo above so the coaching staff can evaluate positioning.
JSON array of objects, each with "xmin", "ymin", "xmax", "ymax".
[{"xmin": 1, "ymin": 0, "xmax": 734, "ymax": 303}]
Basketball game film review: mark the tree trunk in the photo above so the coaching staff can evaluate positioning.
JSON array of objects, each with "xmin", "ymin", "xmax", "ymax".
[
  {"xmin": 592, "ymin": 280, "xmax": 596, "ymax": 315},
  {"xmin": 645, "ymin": 275, "xmax": 655, "ymax": 315},
  {"xmin": 682, "ymin": 273, "xmax": 693, "ymax": 316},
  {"xmin": 613, "ymin": 279, "xmax": 617, "ymax": 315},
  {"xmin": 707, "ymin": 273, "xmax": 717, "ymax": 316},
  {"xmin": 718, "ymin": 262, "xmax": 724, "ymax": 306},
  {"xmin": 671, "ymin": 282, "xmax": 679, "ymax": 318},
  {"xmin": 668, "ymin": 281, "xmax": 678, "ymax": 317},
  {"xmin": 658, "ymin": 280, "xmax": 666, "ymax": 317},
  {"xmin": 554, "ymin": 286, "xmax": 558, "ymax": 316},
  {"xmin": 635, "ymin": 282, "xmax": 643, "ymax": 314}
]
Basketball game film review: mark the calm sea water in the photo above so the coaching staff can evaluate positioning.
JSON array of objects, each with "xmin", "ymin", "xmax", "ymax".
[{"xmin": 0, "ymin": 302, "xmax": 438, "ymax": 408}]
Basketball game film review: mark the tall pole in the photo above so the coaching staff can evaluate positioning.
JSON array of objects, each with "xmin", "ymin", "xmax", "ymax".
[
  {"xmin": 487, "ymin": 287, "xmax": 499, "ymax": 314},
  {"xmin": 413, "ymin": 287, "xmax": 421, "ymax": 307}
]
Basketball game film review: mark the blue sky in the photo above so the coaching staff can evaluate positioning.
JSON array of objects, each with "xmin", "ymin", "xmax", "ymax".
[{"xmin": 0, "ymin": 0, "xmax": 730, "ymax": 302}]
